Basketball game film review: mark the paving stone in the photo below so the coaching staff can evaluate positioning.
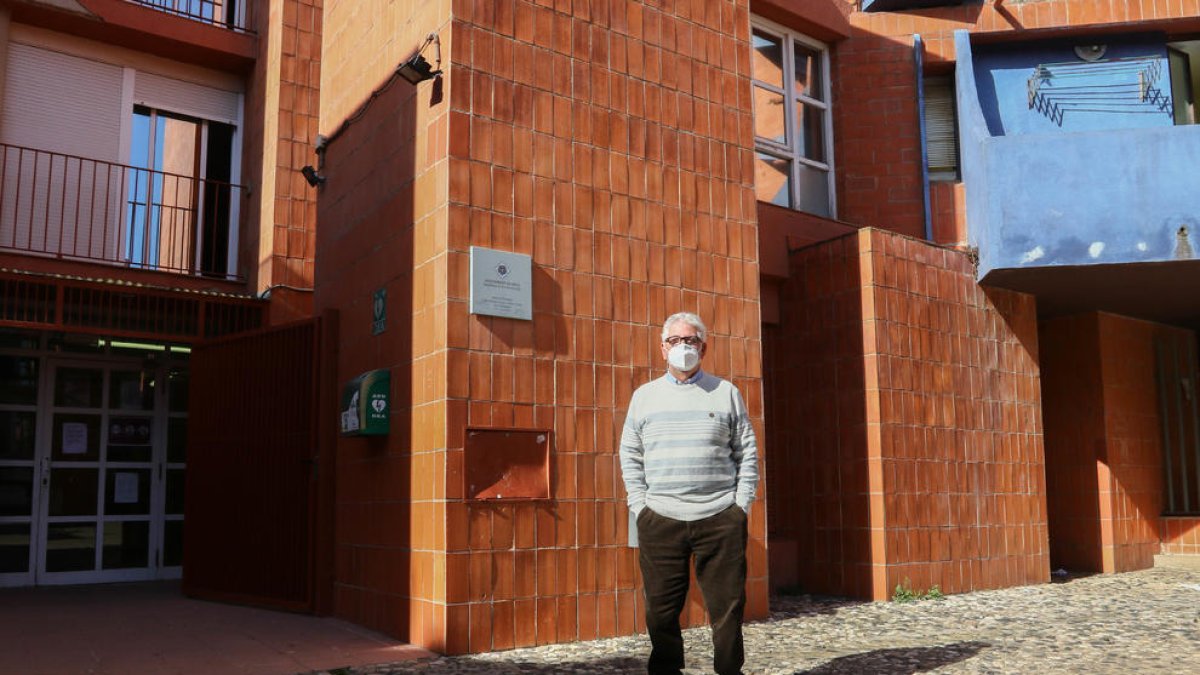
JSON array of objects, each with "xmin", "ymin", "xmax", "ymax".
[{"xmin": 312, "ymin": 566, "xmax": 1200, "ymax": 674}]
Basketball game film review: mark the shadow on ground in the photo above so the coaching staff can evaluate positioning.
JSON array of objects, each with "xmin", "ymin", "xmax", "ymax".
[
  {"xmin": 796, "ymin": 641, "xmax": 991, "ymax": 674},
  {"xmin": 767, "ymin": 593, "xmax": 866, "ymax": 620},
  {"xmin": 342, "ymin": 655, "xmax": 647, "ymax": 673},
  {"xmin": 338, "ymin": 641, "xmax": 989, "ymax": 674}
]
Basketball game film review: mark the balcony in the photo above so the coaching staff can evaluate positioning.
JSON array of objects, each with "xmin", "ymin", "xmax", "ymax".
[
  {"xmin": 0, "ymin": 143, "xmax": 243, "ymax": 282},
  {"xmin": 6, "ymin": 0, "xmax": 256, "ymax": 70},
  {"xmin": 125, "ymin": 0, "xmax": 253, "ymax": 33},
  {"xmin": 954, "ymin": 30, "xmax": 1200, "ymax": 326}
]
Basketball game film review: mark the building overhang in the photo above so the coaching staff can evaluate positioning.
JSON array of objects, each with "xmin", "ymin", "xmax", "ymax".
[
  {"xmin": 984, "ymin": 260, "xmax": 1200, "ymax": 330},
  {"xmin": 750, "ymin": 0, "xmax": 851, "ymax": 43},
  {"xmin": 0, "ymin": 266, "xmax": 265, "ymax": 342},
  {"xmin": 6, "ymin": 0, "xmax": 257, "ymax": 72}
]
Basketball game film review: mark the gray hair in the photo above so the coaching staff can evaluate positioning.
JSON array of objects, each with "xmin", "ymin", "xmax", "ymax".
[{"xmin": 661, "ymin": 312, "xmax": 707, "ymax": 342}]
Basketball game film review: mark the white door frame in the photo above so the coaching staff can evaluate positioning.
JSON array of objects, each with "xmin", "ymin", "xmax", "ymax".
[{"xmin": 0, "ymin": 342, "xmax": 186, "ymax": 588}]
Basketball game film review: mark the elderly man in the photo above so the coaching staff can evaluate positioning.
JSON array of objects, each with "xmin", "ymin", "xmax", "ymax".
[{"xmin": 619, "ymin": 312, "xmax": 759, "ymax": 675}]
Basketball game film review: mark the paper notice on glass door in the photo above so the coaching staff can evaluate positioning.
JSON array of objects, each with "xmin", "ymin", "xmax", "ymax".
[
  {"xmin": 62, "ymin": 422, "xmax": 88, "ymax": 455},
  {"xmin": 114, "ymin": 472, "xmax": 139, "ymax": 504}
]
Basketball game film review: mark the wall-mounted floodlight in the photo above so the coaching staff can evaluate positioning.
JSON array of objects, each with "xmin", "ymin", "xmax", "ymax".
[
  {"xmin": 397, "ymin": 53, "xmax": 440, "ymax": 84},
  {"xmin": 398, "ymin": 33, "xmax": 443, "ymax": 85},
  {"xmin": 301, "ymin": 165, "xmax": 325, "ymax": 187}
]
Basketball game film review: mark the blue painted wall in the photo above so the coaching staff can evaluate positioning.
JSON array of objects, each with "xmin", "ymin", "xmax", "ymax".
[
  {"xmin": 973, "ymin": 38, "xmax": 1173, "ymax": 136},
  {"xmin": 955, "ymin": 31, "xmax": 1200, "ymax": 278}
]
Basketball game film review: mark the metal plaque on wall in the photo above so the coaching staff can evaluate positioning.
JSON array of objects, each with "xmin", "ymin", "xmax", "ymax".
[{"xmin": 469, "ymin": 246, "xmax": 532, "ymax": 320}]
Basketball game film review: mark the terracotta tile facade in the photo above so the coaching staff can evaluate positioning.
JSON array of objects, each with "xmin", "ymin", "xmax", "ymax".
[
  {"xmin": 1163, "ymin": 518, "xmax": 1200, "ymax": 555},
  {"xmin": 315, "ymin": 0, "xmax": 452, "ymax": 649},
  {"xmin": 766, "ymin": 228, "xmax": 1047, "ymax": 601},
  {"xmin": 316, "ymin": 0, "xmax": 767, "ymax": 655},
  {"xmin": 1042, "ymin": 313, "xmax": 1196, "ymax": 573},
  {"xmin": 445, "ymin": 0, "xmax": 767, "ymax": 654},
  {"xmin": 308, "ymin": 0, "xmax": 1200, "ymax": 657},
  {"xmin": 242, "ymin": 0, "xmax": 323, "ymax": 300},
  {"xmin": 1039, "ymin": 314, "xmax": 1105, "ymax": 572}
]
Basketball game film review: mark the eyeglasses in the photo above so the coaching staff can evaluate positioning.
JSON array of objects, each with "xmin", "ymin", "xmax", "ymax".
[{"xmin": 664, "ymin": 335, "xmax": 703, "ymax": 347}]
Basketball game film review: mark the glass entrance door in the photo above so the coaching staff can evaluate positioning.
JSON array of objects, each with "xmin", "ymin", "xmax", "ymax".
[
  {"xmin": 0, "ymin": 335, "xmax": 188, "ymax": 587},
  {"xmin": 0, "ymin": 345, "xmax": 39, "ymax": 585},
  {"xmin": 38, "ymin": 362, "xmax": 160, "ymax": 583}
]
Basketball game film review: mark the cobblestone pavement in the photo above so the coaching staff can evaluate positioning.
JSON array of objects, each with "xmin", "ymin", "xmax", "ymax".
[{"xmin": 317, "ymin": 565, "xmax": 1200, "ymax": 674}]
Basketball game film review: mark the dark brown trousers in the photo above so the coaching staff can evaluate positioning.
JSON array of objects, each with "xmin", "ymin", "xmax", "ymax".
[{"xmin": 636, "ymin": 504, "xmax": 748, "ymax": 675}]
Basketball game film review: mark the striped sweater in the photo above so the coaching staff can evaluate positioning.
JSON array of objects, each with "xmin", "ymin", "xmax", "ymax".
[{"xmin": 619, "ymin": 371, "xmax": 759, "ymax": 521}]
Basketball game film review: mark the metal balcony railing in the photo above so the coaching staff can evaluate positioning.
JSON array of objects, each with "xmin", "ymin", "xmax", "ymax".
[
  {"xmin": 0, "ymin": 143, "xmax": 243, "ymax": 281},
  {"xmin": 126, "ymin": 0, "xmax": 254, "ymax": 33}
]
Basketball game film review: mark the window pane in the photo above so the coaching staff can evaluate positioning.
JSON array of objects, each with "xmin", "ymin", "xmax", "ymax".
[
  {"xmin": 752, "ymin": 29, "xmax": 784, "ymax": 86},
  {"xmin": 0, "ymin": 523, "xmax": 31, "ymax": 573},
  {"xmin": 54, "ymin": 368, "xmax": 103, "ymax": 408},
  {"xmin": 0, "ymin": 356, "xmax": 39, "ymax": 405},
  {"xmin": 110, "ymin": 370, "xmax": 154, "ymax": 411},
  {"xmin": 163, "ymin": 520, "xmax": 183, "ymax": 567},
  {"xmin": 105, "ymin": 469, "xmax": 152, "ymax": 516},
  {"xmin": 166, "ymin": 469, "xmax": 185, "ymax": 515},
  {"xmin": 794, "ymin": 43, "xmax": 824, "ymax": 101},
  {"xmin": 52, "ymin": 413, "xmax": 101, "ymax": 461},
  {"xmin": 168, "ymin": 368, "xmax": 189, "ymax": 413},
  {"xmin": 168, "ymin": 416, "xmax": 188, "ymax": 463},
  {"xmin": 107, "ymin": 416, "xmax": 153, "ymax": 463},
  {"xmin": 0, "ymin": 467, "xmax": 34, "ymax": 517},
  {"xmin": 47, "ymin": 334, "xmax": 104, "ymax": 354},
  {"xmin": 49, "ymin": 468, "xmax": 99, "ymax": 517},
  {"xmin": 797, "ymin": 163, "xmax": 832, "ymax": 217},
  {"xmin": 0, "ymin": 328, "xmax": 39, "ymax": 349},
  {"xmin": 102, "ymin": 520, "xmax": 149, "ymax": 569},
  {"xmin": 0, "ymin": 411, "xmax": 37, "ymax": 460},
  {"xmin": 796, "ymin": 101, "xmax": 827, "ymax": 162},
  {"xmin": 45, "ymin": 522, "xmax": 96, "ymax": 572},
  {"xmin": 754, "ymin": 86, "xmax": 786, "ymax": 144},
  {"xmin": 754, "ymin": 153, "xmax": 791, "ymax": 208}
]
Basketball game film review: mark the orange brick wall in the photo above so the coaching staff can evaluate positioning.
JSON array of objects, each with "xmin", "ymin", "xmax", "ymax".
[
  {"xmin": 764, "ymin": 234, "xmax": 872, "ymax": 598},
  {"xmin": 1042, "ymin": 313, "xmax": 1195, "ymax": 572},
  {"xmin": 1096, "ymin": 314, "xmax": 1175, "ymax": 572},
  {"xmin": 1039, "ymin": 314, "xmax": 1105, "ymax": 572},
  {"xmin": 1163, "ymin": 518, "xmax": 1200, "ymax": 555},
  {"xmin": 315, "ymin": 0, "xmax": 452, "ymax": 649},
  {"xmin": 243, "ymin": 0, "xmax": 322, "ymax": 297},
  {"xmin": 767, "ymin": 228, "xmax": 1047, "ymax": 601},
  {"xmin": 317, "ymin": 0, "xmax": 766, "ymax": 656},
  {"xmin": 863, "ymin": 228, "xmax": 1047, "ymax": 598},
  {"xmin": 444, "ymin": 0, "xmax": 766, "ymax": 654}
]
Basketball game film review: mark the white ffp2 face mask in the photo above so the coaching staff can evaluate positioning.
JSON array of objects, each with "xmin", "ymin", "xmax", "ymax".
[{"xmin": 667, "ymin": 344, "xmax": 700, "ymax": 372}]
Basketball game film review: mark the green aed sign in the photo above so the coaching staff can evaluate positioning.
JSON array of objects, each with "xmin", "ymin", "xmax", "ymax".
[{"xmin": 340, "ymin": 369, "xmax": 390, "ymax": 436}]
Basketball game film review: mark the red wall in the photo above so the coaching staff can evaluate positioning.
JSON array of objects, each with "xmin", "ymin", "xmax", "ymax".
[
  {"xmin": 764, "ymin": 233, "xmax": 871, "ymax": 597},
  {"xmin": 1042, "ymin": 313, "xmax": 1196, "ymax": 572},
  {"xmin": 1040, "ymin": 314, "xmax": 1105, "ymax": 572},
  {"xmin": 766, "ymin": 228, "xmax": 1047, "ymax": 600},
  {"xmin": 317, "ymin": 0, "xmax": 768, "ymax": 655},
  {"xmin": 1163, "ymin": 518, "xmax": 1200, "ymax": 555},
  {"xmin": 444, "ymin": 0, "xmax": 768, "ymax": 653}
]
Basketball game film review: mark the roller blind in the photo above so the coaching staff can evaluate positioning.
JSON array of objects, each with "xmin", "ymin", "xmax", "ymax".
[
  {"xmin": 924, "ymin": 76, "xmax": 959, "ymax": 179},
  {"xmin": 2, "ymin": 42, "xmax": 124, "ymax": 160}
]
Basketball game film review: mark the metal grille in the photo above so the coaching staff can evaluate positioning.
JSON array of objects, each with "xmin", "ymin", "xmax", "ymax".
[
  {"xmin": 0, "ymin": 276, "xmax": 56, "ymax": 324},
  {"xmin": 1157, "ymin": 335, "xmax": 1200, "ymax": 515},
  {"xmin": 125, "ymin": 0, "xmax": 253, "ymax": 32},
  {"xmin": 0, "ymin": 271, "xmax": 263, "ymax": 341},
  {"xmin": 184, "ymin": 319, "xmax": 321, "ymax": 610}
]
